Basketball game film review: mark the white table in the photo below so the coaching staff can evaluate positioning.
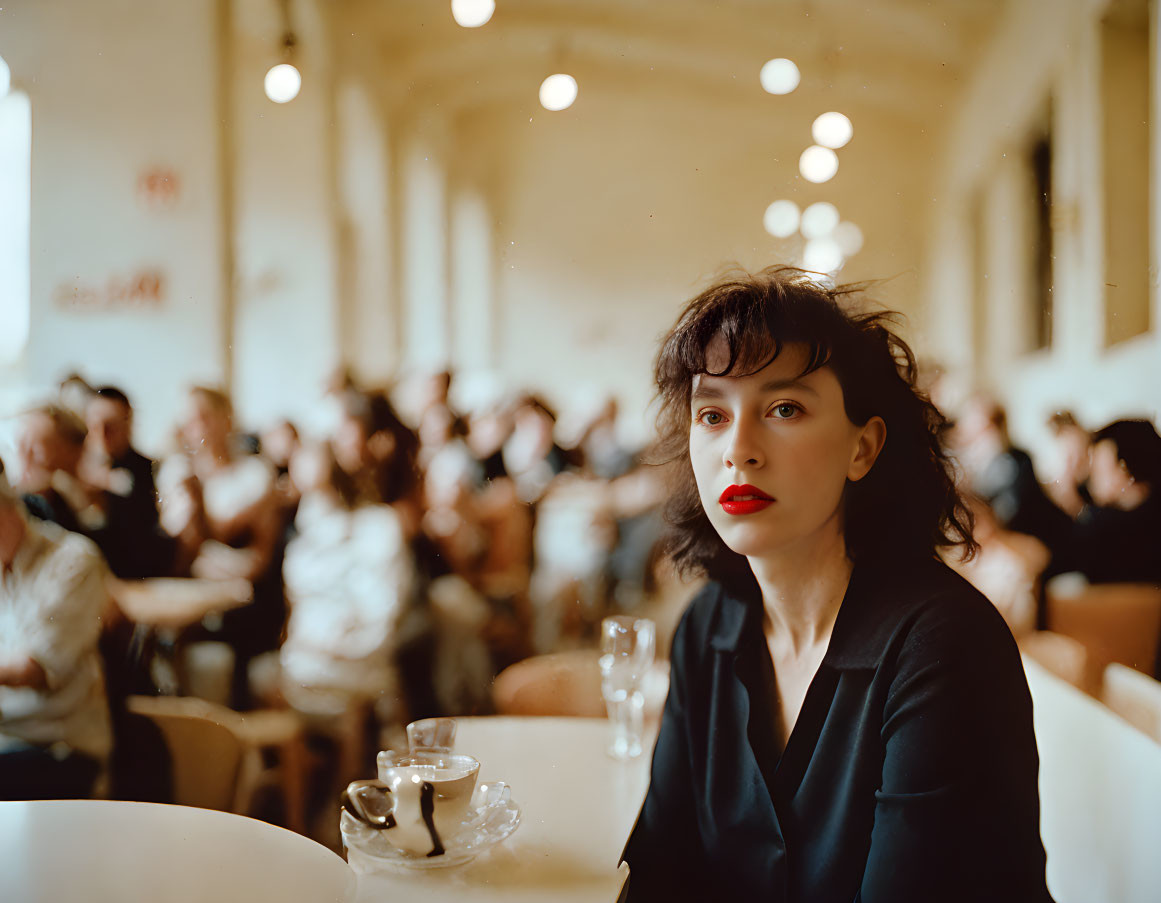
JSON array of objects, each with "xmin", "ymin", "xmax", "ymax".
[
  {"xmin": 353, "ymin": 716, "xmax": 653, "ymax": 903},
  {"xmin": 0, "ymin": 799, "xmax": 355, "ymax": 903}
]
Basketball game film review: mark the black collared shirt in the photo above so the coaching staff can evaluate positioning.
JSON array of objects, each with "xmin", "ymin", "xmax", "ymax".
[{"xmin": 622, "ymin": 557, "xmax": 1053, "ymax": 902}]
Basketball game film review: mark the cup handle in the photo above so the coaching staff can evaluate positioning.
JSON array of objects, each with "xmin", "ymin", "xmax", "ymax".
[{"xmin": 341, "ymin": 779, "xmax": 396, "ymax": 829}]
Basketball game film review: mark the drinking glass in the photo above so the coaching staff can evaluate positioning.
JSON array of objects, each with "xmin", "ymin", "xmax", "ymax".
[{"xmin": 599, "ymin": 615, "xmax": 656, "ymax": 760}]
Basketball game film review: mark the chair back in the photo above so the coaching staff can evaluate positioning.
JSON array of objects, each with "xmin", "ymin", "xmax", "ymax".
[
  {"xmin": 1102, "ymin": 662, "xmax": 1161, "ymax": 744},
  {"xmin": 125, "ymin": 696, "xmax": 246, "ymax": 812},
  {"xmin": 1018, "ymin": 631, "xmax": 1101, "ymax": 696},
  {"xmin": 1045, "ymin": 582, "xmax": 1161, "ymax": 675}
]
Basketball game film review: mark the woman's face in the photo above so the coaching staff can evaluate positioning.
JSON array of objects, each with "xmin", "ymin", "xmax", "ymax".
[
  {"xmin": 182, "ymin": 394, "xmax": 229, "ymax": 450},
  {"xmin": 688, "ymin": 339, "xmax": 883, "ymax": 563}
]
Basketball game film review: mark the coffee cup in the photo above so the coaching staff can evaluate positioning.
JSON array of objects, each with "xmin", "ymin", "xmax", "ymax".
[{"xmin": 342, "ymin": 750, "xmax": 480, "ymax": 857}]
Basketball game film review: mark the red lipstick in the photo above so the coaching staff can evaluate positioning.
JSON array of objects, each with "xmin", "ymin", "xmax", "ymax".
[{"xmin": 719, "ymin": 484, "xmax": 775, "ymax": 515}]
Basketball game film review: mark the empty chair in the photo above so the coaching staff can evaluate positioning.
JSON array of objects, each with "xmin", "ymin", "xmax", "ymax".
[
  {"xmin": 125, "ymin": 695, "xmax": 247, "ymax": 812},
  {"xmin": 1101, "ymin": 663, "xmax": 1161, "ymax": 745},
  {"xmin": 1044, "ymin": 581, "xmax": 1161, "ymax": 676}
]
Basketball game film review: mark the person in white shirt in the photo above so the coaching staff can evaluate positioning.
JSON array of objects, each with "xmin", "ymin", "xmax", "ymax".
[
  {"xmin": 279, "ymin": 441, "xmax": 413, "ymax": 719},
  {"xmin": 0, "ymin": 460, "xmax": 111, "ymax": 800}
]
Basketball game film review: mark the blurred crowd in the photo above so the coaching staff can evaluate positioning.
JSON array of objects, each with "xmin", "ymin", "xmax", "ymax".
[
  {"xmin": 943, "ymin": 392, "xmax": 1161, "ymax": 644},
  {"xmin": 1, "ymin": 369, "xmax": 670, "ymax": 807},
  {"xmin": 3, "ymin": 361, "xmax": 1160, "ymax": 812}
]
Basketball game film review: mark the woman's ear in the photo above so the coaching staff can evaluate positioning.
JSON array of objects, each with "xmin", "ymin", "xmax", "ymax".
[{"xmin": 848, "ymin": 416, "xmax": 886, "ymax": 482}]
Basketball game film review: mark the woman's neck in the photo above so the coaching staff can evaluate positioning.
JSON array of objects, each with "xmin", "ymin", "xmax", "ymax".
[{"xmin": 748, "ymin": 526, "xmax": 853, "ymax": 658}]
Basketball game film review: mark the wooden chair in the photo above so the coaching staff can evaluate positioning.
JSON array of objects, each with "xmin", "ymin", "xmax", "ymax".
[
  {"xmin": 126, "ymin": 696, "xmax": 309, "ymax": 832},
  {"xmin": 1044, "ymin": 581, "xmax": 1161, "ymax": 676},
  {"xmin": 125, "ymin": 695, "xmax": 247, "ymax": 812},
  {"xmin": 1101, "ymin": 663, "xmax": 1161, "ymax": 745}
]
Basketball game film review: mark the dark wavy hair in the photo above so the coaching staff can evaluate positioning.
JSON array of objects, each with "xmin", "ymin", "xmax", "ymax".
[{"xmin": 653, "ymin": 265, "xmax": 975, "ymax": 587}]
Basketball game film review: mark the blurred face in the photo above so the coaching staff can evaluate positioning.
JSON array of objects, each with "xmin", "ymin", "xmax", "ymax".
[
  {"xmin": 182, "ymin": 394, "xmax": 230, "ymax": 450},
  {"xmin": 86, "ymin": 396, "xmax": 132, "ymax": 459},
  {"xmin": 18, "ymin": 413, "xmax": 71, "ymax": 485},
  {"xmin": 288, "ymin": 443, "xmax": 332, "ymax": 496},
  {"xmin": 1088, "ymin": 439, "xmax": 1136, "ymax": 506},
  {"xmin": 333, "ymin": 414, "xmax": 368, "ymax": 474},
  {"xmin": 688, "ymin": 339, "xmax": 883, "ymax": 562}
]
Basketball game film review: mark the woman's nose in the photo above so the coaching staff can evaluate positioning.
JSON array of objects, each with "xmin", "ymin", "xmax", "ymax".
[{"xmin": 722, "ymin": 417, "xmax": 764, "ymax": 470}]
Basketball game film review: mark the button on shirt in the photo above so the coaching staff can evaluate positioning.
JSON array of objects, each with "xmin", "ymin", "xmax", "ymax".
[
  {"xmin": 622, "ymin": 557, "xmax": 1053, "ymax": 903},
  {"xmin": 0, "ymin": 518, "xmax": 112, "ymax": 762}
]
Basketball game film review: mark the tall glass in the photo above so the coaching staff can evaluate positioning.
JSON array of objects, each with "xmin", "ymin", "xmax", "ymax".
[{"xmin": 599, "ymin": 615, "xmax": 656, "ymax": 760}]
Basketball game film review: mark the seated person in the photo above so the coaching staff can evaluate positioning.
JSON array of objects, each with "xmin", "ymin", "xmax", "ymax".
[
  {"xmin": 1046, "ymin": 419, "xmax": 1161, "ymax": 586},
  {"xmin": 0, "ymin": 461, "xmax": 111, "ymax": 800},
  {"xmin": 158, "ymin": 386, "xmax": 284, "ymax": 707},
  {"xmin": 279, "ymin": 441, "xmax": 414, "ymax": 719},
  {"xmin": 953, "ymin": 394, "xmax": 1069, "ymax": 547},
  {"xmin": 81, "ymin": 386, "xmax": 173, "ymax": 578},
  {"xmin": 1042, "ymin": 410, "xmax": 1092, "ymax": 518},
  {"xmin": 16, "ymin": 404, "xmax": 101, "ymax": 536},
  {"xmin": 622, "ymin": 267, "xmax": 1051, "ymax": 902}
]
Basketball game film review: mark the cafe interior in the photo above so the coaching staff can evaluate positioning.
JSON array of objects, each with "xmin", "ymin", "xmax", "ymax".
[{"xmin": 1, "ymin": 0, "xmax": 1160, "ymax": 900}]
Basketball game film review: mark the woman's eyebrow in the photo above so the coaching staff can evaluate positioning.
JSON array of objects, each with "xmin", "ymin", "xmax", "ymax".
[{"xmin": 690, "ymin": 376, "xmax": 820, "ymax": 403}]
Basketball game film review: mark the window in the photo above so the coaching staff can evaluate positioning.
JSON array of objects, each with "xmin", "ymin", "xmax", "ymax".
[
  {"xmin": 1100, "ymin": 0, "xmax": 1151, "ymax": 345},
  {"xmin": 0, "ymin": 55, "xmax": 31, "ymax": 365}
]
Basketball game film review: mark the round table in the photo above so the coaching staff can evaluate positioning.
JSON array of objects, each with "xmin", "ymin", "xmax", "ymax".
[
  {"xmin": 0, "ymin": 799, "xmax": 355, "ymax": 903},
  {"xmin": 352, "ymin": 716, "xmax": 654, "ymax": 903}
]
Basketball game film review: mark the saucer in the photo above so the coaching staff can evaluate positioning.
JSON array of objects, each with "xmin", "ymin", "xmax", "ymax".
[{"xmin": 342, "ymin": 781, "xmax": 521, "ymax": 870}]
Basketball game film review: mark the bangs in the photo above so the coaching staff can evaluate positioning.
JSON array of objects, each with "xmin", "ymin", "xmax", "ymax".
[{"xmin": 658, "ymin": 268, "xmax": 843, "ymax": 395}]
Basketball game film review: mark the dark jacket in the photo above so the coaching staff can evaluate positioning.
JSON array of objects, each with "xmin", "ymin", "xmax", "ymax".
[{"xmin": 622, "ymin": 557, "xmax": 1053, "ymax": 903}]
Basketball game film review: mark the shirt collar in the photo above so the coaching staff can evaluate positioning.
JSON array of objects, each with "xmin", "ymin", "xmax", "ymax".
[{"xmin": 708, "ymin": 560, "xmax": 895, "ymax": 670}]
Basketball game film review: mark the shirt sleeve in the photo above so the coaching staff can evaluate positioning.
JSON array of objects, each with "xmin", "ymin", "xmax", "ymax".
[
  {"xmin": 23, "ymin": 535, "xmax": 109, "ymax": 691},
  {"xmin": 621, "ymin": 603, "xmax": 705, "ymax": 902},
  {"xmin": 857, "ymin": 595, "xmax": 1051, "ymax": 903}
]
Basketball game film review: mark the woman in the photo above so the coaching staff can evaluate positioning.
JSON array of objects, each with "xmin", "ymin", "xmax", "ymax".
[
  {"xmin": 280, "ymin": 441, "xmax": 413, "ymax": 719},
  {"xmin": 622, "ymin": 268, "xmax": 1052, "ymax": 902},
  {"xmin": 157, "ymin": 386, "xmax": 285, "ymax": 707}
]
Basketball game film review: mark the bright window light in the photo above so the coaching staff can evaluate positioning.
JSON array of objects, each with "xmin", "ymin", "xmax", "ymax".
[
  {"xmin": 264, "ymin": 63, "xmax": 302, "ymax": 104},
  {"xmin": 812, "ymin": 112, "xmax": 853, "ymax": 149},
  {"xmin": 539, "ymin": 74, "xmax": 578, "ymax": 111},
  {"xmin": 0, "ymin": 57, "xmax": 9, "ymax": 98},
  {"xmin": 0, "ymin": 86, "xmax": 31, "ymax": 364},
  {"xmin": 760, "ymin": 58, "xmax": 800, "ymax": 95},
  {"xmin": 799, "ymin": 145, "xmax": 838, "ymax": 183},
  {"xmin": 451, "ymin": 0, "xmax": 495, "ymax": 28}
]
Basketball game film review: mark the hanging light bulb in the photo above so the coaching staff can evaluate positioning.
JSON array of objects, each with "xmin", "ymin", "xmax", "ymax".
[
  {"xmin": 812, "ymin": 112, "xmax": 853, "ymax": 149},
  {"xmin": 265, "ymin": 1, "xmax": 301, "ymax": 104},
  {"xmin": 763, "ymin": 200, "xmax": 800, "ymax": 238},
  {"xmin": 539, "ymin": 73, "xmax": 578, "ymax": 111},
  {"xmin": 800, "ymin": 202, "xmax": 840, "ymax": 239},
  {"xmin": 265, "ymin": 63, "xmax": 301, "ymax": 103},
  {"xmin": 451, "ymin": 0, "xmax": 495, "ymax": 28},
  {"xmin": 760, "ymin": 58, "xmax": 800, "ymax": 95},
  {"xmin": 799, "ymin": 146, "xmax": 839, "ymax": 183}
]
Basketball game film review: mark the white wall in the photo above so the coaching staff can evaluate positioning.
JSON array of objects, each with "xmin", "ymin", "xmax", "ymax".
[
  {"xmin": 229, "ymin": 0, "xmax": 341, "ymax": 433},
  {"xmin": 0, "ymin": 0, "xmax": 227, "ymax": 453},
  {"xmin": 447, "ymin": 80, "xmax": 934, "ymax": 441},
  {"xmin": 923, "ymin": 0, "xmax": 1161, "ymax": 459}
]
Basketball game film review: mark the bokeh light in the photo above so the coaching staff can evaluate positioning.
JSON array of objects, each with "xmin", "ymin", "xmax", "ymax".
[
  {"xmin": 763, "ymin": 200, "xmax": 801, "ymax": 238},
  {"xmin": 264, "ymin": 63, "xmax": 302, "ymax": 104},
  {"xmin": 812, "ymin": 112, "xmax": 853, "ymax": 149},
  {"xmin": 759, "ymin": 58, "xmax": 800, "ymax": 95},
  {"xmin": 451, "ymin": 0, "xmax": 495, "ymax": 28},
  {"xmin": 539, "ymin": 73, "xmax": 578, "ymax": 111},
  {"xmin": 799, "ymin": 145, "xmax": 839, "ymax": 183},
  {"xmin": 834, "ymin": 221, "xmax": 865, "ymax": 256},
  {"xmin": 800, "ymin": 202, "xmax": 840, "ymax": 239},
  {"xmin": 803, "ymin": 237, "xmax": 844, "ymax": 273}
]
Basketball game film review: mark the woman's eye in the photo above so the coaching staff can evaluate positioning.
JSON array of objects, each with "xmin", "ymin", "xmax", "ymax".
[
  {"xmin": 771, "ymin": 403, "xmax": 800, "ymax": 419},
  {"xmin": 698, "ymin": 411, "xmax": 725, "ymax": 426}
]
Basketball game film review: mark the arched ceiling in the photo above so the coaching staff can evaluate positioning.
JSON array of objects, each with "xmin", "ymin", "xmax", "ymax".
[{"xmin": 333, "ymin": 0, "xmax": 1008, "ymax": 125}]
